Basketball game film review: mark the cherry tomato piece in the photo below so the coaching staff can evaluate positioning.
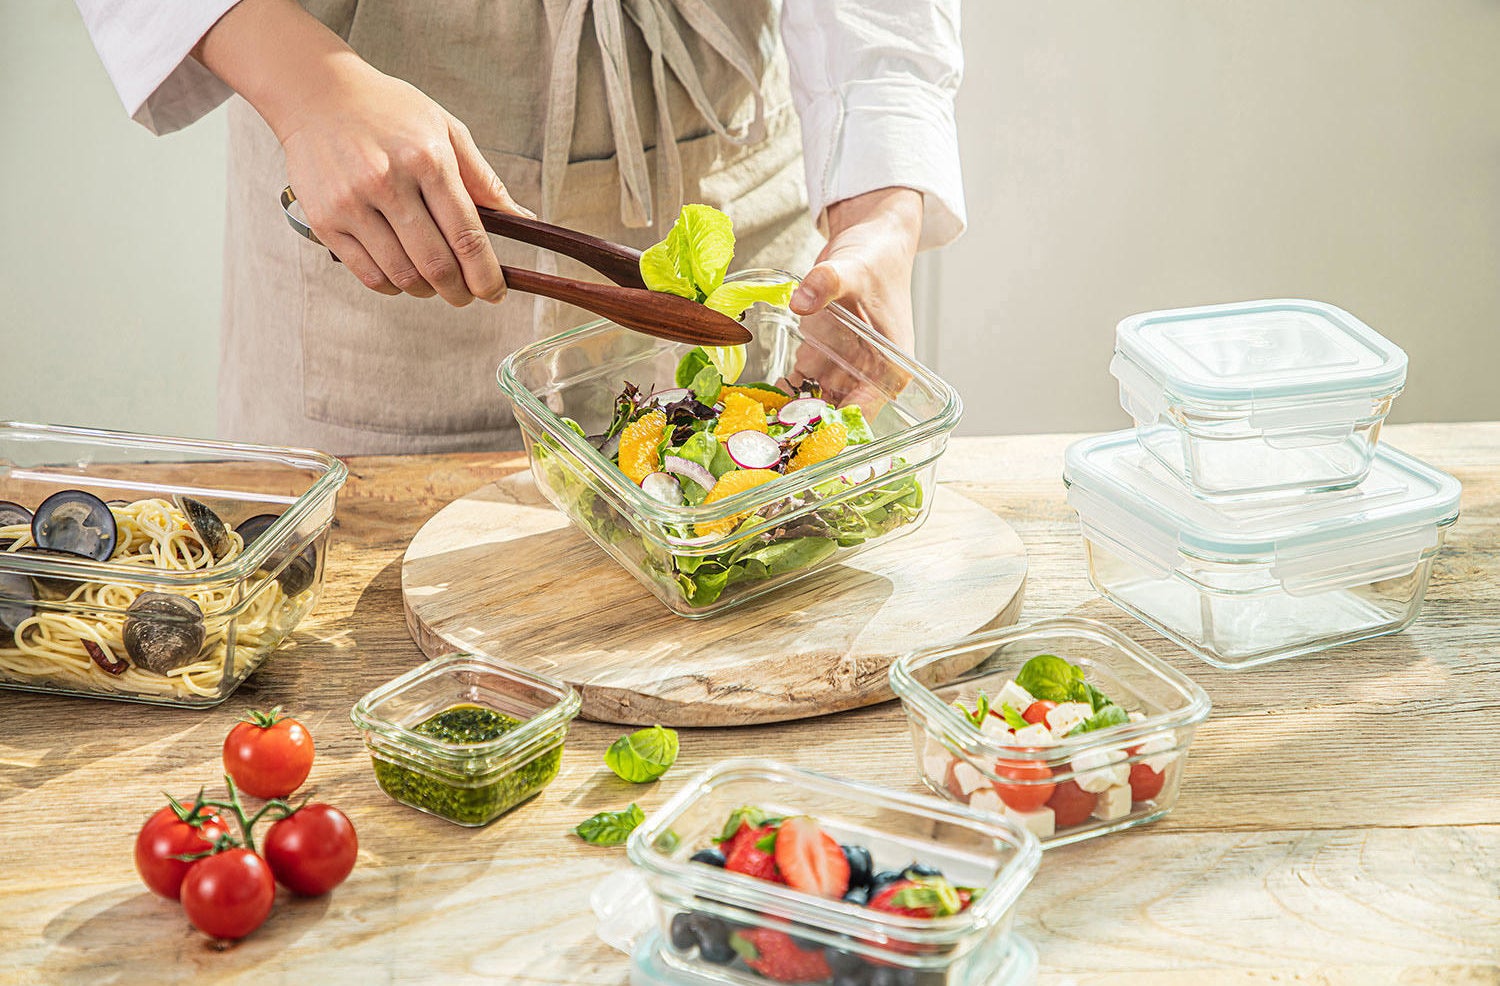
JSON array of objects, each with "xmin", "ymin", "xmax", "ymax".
[
  {"xmin": 134, "ymin": 802, "xmax": 230, "ymax": 900},
  {"xmin": 1046, "ymin": 780, "xmax": 1097, "ymax": 828},
  {"xmin": 179, "ymin": 849, "xmax": 276, "ymax": 940},
  {"xmin": 223, "ymin": 707, "xmax": 314, "ymax": 799},
  {"xmin": 1129, "ymin": 761, "xmax": 1165, "ymax": 802},
  {"xmin": 263, "ymin": 804, "xmax": 358, "ymax": 897},
  {"xmin": 993, "ymin": 759, "xmax": 1056, "ymax": 812},
  {"xmin": 1021, "ymin": 700, "xmax": 1057, "ymax": 726}
]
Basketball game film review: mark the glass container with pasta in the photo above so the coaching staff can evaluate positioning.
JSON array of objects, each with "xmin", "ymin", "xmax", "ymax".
[{"xmin": 0, "ymin": 422, "xmax": 345, "ymax": 706}]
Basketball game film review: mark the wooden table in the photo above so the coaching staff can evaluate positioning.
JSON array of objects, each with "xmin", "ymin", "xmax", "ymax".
[{"xmin": 2, "ymin": 424, "xmax": 1497, "ymax": 985}]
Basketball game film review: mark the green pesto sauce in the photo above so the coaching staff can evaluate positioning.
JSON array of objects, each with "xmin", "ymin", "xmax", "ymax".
[{"xmin": 372, "ymin": 703, "xmax": 563, "ymax": 827}]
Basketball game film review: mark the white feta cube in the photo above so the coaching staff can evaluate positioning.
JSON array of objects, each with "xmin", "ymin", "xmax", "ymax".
[
  {"xmin": 1092, "ymin": 784, "xmax": 1132, "ymax": 821},
  {"xmin": 996, "ymin": 680, "xmax": 1036, "ymax": 713},
  {"xmin": 1071, "ymin": 748, "xmax": 1129, "ymax": 793},
  {"xmin": 968, "ymin": 788, "xmax": 1004, "ymax": 816},
  {"xmin": 1134, "ymin": 732, "xmax": 1181, "ymax": 774},
  {"xmin": 1004, "ymin": 804, "xmax": 1055, "ymax": 839},
  {"xmin": 922, "ymin": 751, "xmax": 953, "ymax": 785},
  {"xmin": 1045, "ymin": 701, "xmax": 1093, "ymax": 738},
  {"xmin": 980, "ymin": 717, "xmax": 1015, "ymax": 742},
  {"xmin": 950, "ymin": 760, "xmax": 991, "ymax": 796},
  {"xmin": 1128, "ymin": 711, "xmax": 1147, "ymax": 723},
  {"xmin": 1007, "ymin": 723, "xmax": 1057, "ymax": 748}
]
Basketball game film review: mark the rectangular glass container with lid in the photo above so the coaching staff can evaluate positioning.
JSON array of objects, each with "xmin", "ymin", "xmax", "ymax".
[
  {"xmin": 1064, "ymin": 431, "xmax": 1460, "ymax": 669},
  {"xmin": 1111, "ymin": 299, "xmax": 1408, "ymax": 498}
]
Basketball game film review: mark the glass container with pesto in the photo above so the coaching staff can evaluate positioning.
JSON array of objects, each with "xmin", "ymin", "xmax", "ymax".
[{"xmin": 351, "ymin": 653, "xmax": 580, "ymax": 827}]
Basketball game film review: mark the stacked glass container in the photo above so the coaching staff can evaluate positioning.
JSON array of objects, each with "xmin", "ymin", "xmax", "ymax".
[{"xmin": 1066, "ymin": 299, "xmax": 1460, "ymax": 668}]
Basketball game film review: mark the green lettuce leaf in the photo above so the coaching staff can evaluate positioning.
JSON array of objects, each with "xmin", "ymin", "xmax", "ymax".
[
  {"xmin": 639, "ymin": 226, "xmax": 696, "ymax": 299},
  {"xmin": 604, "ymin": 724, "xmax": 679, "ymax": 783},
  {"xmin": 675, "ymin": 347, "xmax": 713, "ymax": 389},
  {"xmin": 702, "ymin": 279, "xmax": 796, "ymax": 319},
  {"xmin": 689, "ymin": 363, "xmax": 724, "ymax": 404},
  {"xmin": 574, "ymin": 803, "xmax": 645, "ymax": 846},
  {"xmin": 955, "ymin": 692, "xmax": 990, "ymax": 728},
  {"xmin": 1000, "ymin": 702, "xmax": 1029, "ymax": 730},
  {"xmin": 676, "ymin": 204, "xmax": 735, "ymax": 296},
  {"xmin": 836, "ymin": 405, "xmax": 874, "ymax": 444}
]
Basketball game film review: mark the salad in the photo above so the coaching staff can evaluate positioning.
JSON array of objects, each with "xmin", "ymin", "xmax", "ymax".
[
  {"xmin": 928, "ymin": 654, "xmax": 1180, "ymax": 841},
  {"xmin": 670, "ymin": 805, "xmax": 980, "ymax": 984}
]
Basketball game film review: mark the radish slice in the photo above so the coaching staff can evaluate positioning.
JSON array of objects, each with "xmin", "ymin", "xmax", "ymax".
[
  {"xmin": 640, "ymin": 472, "xmax": 684, "ymax": 505},
  {"xmin": 778, "ymin": 398, "xmax": 827, "ymax": 428},
  {"xmin": 663, "ymin": 455, "xmax": 716, "ymax": 493},
  {"xmin": 841, "ymin": 455, "xmax": 894, "ymax": 484},
  {"xmin": 650, "ymin": 388, "xmax": 693, "ymax": 407},
  {"xmin": 777, "ymin": 420, "xmax": 811, "ymax": 442},
  {"xmin": 725, "ymin": 431, "xmax": 782, "ymax": 470}
]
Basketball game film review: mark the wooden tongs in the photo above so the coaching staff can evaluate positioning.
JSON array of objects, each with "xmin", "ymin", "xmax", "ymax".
[{"xmin": 279, "ymin": 186, "xmax": 750, "ymax": 346}]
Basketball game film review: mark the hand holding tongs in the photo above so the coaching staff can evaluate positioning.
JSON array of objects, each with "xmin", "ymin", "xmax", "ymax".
[{"xmin": 280, "ymin": 186, "xmax": 750, "ymax": 346}]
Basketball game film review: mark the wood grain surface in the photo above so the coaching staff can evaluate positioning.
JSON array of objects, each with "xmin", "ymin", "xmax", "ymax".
[
  {"xmin": 1, "ymin": 425, "xmax": 1497, "ymax": 985},
  {"xmin": 401, "ymin": 475, "xmax": 1027, "ymax": 726}
]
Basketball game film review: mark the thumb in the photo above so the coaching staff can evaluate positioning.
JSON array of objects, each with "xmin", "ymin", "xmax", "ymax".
[
  {"xmin": 790, "ymin": 261, "xmax": 845, "ymax": 315},
  {"xmin": 450, "ymin": 119, "xmax": 536, "ymax": 218}
]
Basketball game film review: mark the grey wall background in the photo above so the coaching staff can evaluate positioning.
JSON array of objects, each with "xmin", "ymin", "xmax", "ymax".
[{"xmin": 4, "ymin": 1, "xmax": 1498, "ymax": 441}]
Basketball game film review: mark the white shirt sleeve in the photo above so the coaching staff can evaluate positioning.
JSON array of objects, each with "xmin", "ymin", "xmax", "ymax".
[
  {"xmin": 780, "ymin": 0, "xmax": 965, "ymax": 250},
  {"xmin": 75, "ymin": 0, "xmax": 241, "ymax": 135}
]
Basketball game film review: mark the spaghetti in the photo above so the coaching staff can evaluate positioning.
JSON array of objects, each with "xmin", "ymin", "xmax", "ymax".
[{"xmin": 0, "ymin": 498, "xmax": 297, "ymax": 700}]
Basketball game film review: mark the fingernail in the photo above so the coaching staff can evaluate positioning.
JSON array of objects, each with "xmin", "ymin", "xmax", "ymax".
[
  {"xmin": 790, "ymin": 285, "xmax": 817, "ymax": 312},
  {"xmin": 516, "ymin": 203, "xmax": 538, "ymax": 220}
]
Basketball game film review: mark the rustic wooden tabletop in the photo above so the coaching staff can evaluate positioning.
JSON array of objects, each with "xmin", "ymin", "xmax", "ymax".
[{"xmin": 2, "ymin": 424, "xmax": 1497, "ymax": 985}]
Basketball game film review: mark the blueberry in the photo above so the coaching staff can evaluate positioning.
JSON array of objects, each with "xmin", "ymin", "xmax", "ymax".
[
  {"xmin": 833, "ymin": 975, "xmax": 870, "ymax": 986},
  {"xmin": 868, "ymin": 968, "xmax": 916, "ymax": 986},
  {"xmin": 669, "ymin": 912, "xmax": 697, "ymax": 951},
  {"xmin": 689, "ymin": 914, "xmax": 734, "ymax": 965},
  {"xmin": 689, "ymin": 847, "xmax": 727, "ymax": 867},
  {"xmin": 825, "ymin": 947, "xmax": 867, "ymax": 976},
  {"xmin": 870, "ymin": 869, "xmax": 906, "ymax": 892},
  {"xmin": 841, "ymin": 844, "xmax": 874, "ymax": 891},
  {"xmin": 904, "ymin": 862, "xmax": 942, "ymax": 878},
  {"xmin": 842, "ymin": 885, "xmax": 869, "ymax": 906}
]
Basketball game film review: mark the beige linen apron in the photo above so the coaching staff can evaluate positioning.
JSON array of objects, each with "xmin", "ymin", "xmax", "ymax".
[{"xmin": 220, "ymin": 0, "xmax": 819, "ymax": 455}]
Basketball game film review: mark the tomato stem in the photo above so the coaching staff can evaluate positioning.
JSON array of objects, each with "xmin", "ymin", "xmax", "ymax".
[{"xmin": 239, "ymin": 705, "xmax": 286, "ymax": 729}]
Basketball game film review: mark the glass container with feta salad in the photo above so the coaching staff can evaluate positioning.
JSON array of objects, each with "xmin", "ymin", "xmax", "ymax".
[{"xmin": 890, "ymin": 617, "xmax": 1211, "ymax": 848}]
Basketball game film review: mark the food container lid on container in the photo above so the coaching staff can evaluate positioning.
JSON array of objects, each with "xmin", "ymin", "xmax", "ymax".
[
  {"xmin": 1111, "ymin": 299, "xmax": 1408, "ymax": 425},
  {"xmin": 1064, "ymin": 431, "xmax": 1461, "ymax": 593}
]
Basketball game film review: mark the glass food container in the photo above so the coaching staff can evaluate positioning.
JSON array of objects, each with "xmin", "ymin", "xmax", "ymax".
[
  {"xmin": 0, "ymin": 421, "xmax": 344, "ymax": 707},
  {"xmin": 626, "ymin": 758, "xmax": 1041, "ymax": 986},
  {"xmin": 498, "ymin": 270, "xmax": 963, "ymax": 618},
  {"xmin": 1111, "ymin": 299, "xmax": 1407, "ymax": 498},
  {"xmin": 890, "ymin": 618, "xmax": 1211, "ymax": 849},
  {"xmin": 1064, "ymin": 431, "xmax": 1461, "ymax": 669},
  {"xmin": 351, "ymin": 653, "xmax": 579, "ymax": 827}
]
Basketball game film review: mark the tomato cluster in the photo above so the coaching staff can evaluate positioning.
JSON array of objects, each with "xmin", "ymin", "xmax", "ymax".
[{"xmin": 134, "ymin": 707, "xmax": 358, "ymax": 941}]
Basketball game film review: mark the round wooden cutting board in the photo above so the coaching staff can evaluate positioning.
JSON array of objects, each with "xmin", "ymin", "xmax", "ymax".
[{"xmin": 400, "ymin": 473, "xmax": 1026, "ymax": 726}]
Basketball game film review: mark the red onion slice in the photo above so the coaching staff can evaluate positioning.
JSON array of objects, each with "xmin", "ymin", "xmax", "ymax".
[
  {"xmin": 725, "ymin": 431, "xmax": 782, "ymax": 470},
  {"xmin": 662, "ymin": 456, "xmax": 716, "ymax": 493}
]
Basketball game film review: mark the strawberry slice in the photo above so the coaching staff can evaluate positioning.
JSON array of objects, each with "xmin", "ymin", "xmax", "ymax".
[
  {"xmin": 773, "ymin": 816, "xmax": 849, "ymax": 899},
  {"xmin": 868, "ymin": 876, "xmax": 965, "ymax": 918},
  {"xmin": 729, "ymin": 928, "xmax": 831, "ymax": 983},
  {"xmin": 724, "ymin": 825, "xmax": 783, "ymax": 884}
]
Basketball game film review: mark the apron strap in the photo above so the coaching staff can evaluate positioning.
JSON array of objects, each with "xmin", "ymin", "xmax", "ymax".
[{"xmin": 542, "ymin": 0, "xmax": 768, "ymax": 229}]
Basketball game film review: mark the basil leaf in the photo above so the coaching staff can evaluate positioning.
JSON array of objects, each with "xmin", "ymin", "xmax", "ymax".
[
  {"xmin": 675, "ymin": 347, "xmax": 712, "ymax": 389},
  {"xmin": 1000, "ymin": 703, "xmax": 1028, "ymax": 730},
  {"xmin": 1014, "ymin": 654, "xmax": 1086, "ymax": 704},
  {"xmin": 954, "ymin": 692, "xmax": 990, "ymax": 728},
  {"xmin": 689, "ymin": 363, "xmax": 724, "ymax": 404},
  {"xmin": 574, "ymin": 803, "xmax": 645, "ymax": 846},
  {"xmin": 605, "ymin": 724, "xmax": 679, "ymax": 783},
  {"xmin": 702, "ymin": 279, "xmax": 796, "ymax": 319},
  {"xmin": 753, "ymin": 829, "xmax": 778, "ymax": 853},
  {"xmin": 715, "ymin": 806, "xmax": 780, "ymax": 843},
  {"xmin": 1068, "ymin": 704, "xmax": 1130, "ymax": 736}
]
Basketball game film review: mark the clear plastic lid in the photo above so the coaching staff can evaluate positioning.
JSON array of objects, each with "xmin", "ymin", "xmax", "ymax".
[
  {"xmin": 1113, "ymin": 299, "xmax": 1407, "ymax": 408},
  {"xmin": 1065, "ymin": 432, "xmax": 1460, "ymax": 591}
]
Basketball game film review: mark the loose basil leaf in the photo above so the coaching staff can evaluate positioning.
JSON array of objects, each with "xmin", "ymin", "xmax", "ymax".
[
  {"xmin": 575, "ymin": 803, "xmax": 646, "ymax": 846},
  {"xmin": 1000, "ymin": 702, "xmax": 1028, "ymax": 730},
  {"xmin": 604, "ymin": 724, "xmax": 679, "ymax": 783},
  {"xmin": 1014, "ymin": 654, "xmax": 1086, "ymax": 704},
  {"xmin": 702, "ymin": 279, "xmax": 796, "ymax": 319},
  {"xmin": 1068, "ymin": 703, "xmax": 1130, "ymax": 736},
  {"xmin": 675, "ymin": 347, "xmax": 713, "ymax": 389}
]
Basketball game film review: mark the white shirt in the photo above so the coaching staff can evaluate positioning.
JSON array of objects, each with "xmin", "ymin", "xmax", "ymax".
[{"xmin": 75, "ymin": 0, "xmax": 965, "ymax": 248}]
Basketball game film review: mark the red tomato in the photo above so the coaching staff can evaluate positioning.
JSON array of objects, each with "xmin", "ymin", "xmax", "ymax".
[
  {"xmin": 1021, "ymin": 700, "xmax": 1057, "ymax": 726},
  {"xmin": 1129, "ymin": 761, "xmax": 1165, "ymax": 802},
  {"xmin": 263, "ymin": 804, "xmax": 358, "ymax": 897},
  {"xmin": 135, "ymin": 802, "xmax": 231, "ymax": 900},
  {"xmin": 179, "ymin": 849, "xmax": 276, "ymax": 940},
  {"xmin": 993, "ymin": 759, "xmax": 1055, "ymax": 812},
  {"xmin": 1047, "ymin": 780, "xmax": 1097, "ymax": 827},
  {"xmin": 223, "ymin": 707, "xmax": 314, "ymax": 799}
]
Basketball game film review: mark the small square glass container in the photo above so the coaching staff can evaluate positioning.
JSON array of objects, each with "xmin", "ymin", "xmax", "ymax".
[
  {"xmin": 350, "ymin": 653, "xmax": 580, "ymax": 827},
  {"xmin": 1065, "ymin": 431, "xmax": 1461, "ymax": 669},
  {"xmin": 497, "ymin": 270, "xmax": 963, "ymax": 618},
  {"xmin": 1111, "ymin": 299, "xmax": 1407, "ymax": 498},
  {"xmin": 626, "ymin": 758, "xmax": 1041, "ymax": 986},
  {"xmin": 889, "ymin": 618, "xmax": 1212, "ymax": 849},
  {"xmin": 0, "ymin": 421, "xmax": 345, "ymax": 707}
]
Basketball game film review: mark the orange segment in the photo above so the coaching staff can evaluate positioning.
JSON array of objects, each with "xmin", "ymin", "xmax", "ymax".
[
  {"xmin": 697, "ymin": 468, "xmax": 780, "ymax": 538},
  {"xmin": 618, "ymin": 410, "xmax": 668, "ymax": 484},
  {"xmin": 721, "ymin": 385, "xmax": 792, "ymax": 412},
  {"xmin": 787, "ymin": 420, "xmax": 849, "ymax": 473},
  {"xmin": 714, "ymin": 391, "xmax": 770, "ymax": 439}
]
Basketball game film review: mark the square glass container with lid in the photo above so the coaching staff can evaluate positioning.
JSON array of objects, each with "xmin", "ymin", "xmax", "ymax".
[
  {"xmin": 351, "ymin": 653, "xmax": 580, "ymax": 826},
  {"xmin": 1111, "ymin": 299, "xmax": 1408, "ymax": 497},
  {"xmin": 626, "ymin": 758, "xmax": 1040, "ymax": 986},
  {"xmin": 497, "ymin": 270, "xmax": 963, "ymax": 618},
  {"xmin": 890, "ymin": 617, "xmax": 1211, "ymax": 849},
  {"xmin": 1064, "ymin": 431, "xmax": 1460, "ymax": 669}
]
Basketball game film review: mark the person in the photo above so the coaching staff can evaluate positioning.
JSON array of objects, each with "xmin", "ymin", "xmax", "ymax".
[{"xmin": 78, "ymin": 0, "xmax": 964, "ymax": 454}]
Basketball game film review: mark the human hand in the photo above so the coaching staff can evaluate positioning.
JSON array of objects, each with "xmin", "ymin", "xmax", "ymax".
[{"xmin": 195, "ymin": 0, "xmax": 533, "ymax": 306}]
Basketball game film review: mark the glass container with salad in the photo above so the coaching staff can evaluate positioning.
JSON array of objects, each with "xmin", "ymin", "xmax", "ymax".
[
  {"xmin": 499, "ymin": 207, "xmax": 960, "ymax": 617},
  {"xmin": 890, "ymin": 618, "xmax": 1211, "ymax": 849}
]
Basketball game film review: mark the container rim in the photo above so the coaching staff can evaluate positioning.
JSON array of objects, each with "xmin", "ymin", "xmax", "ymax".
[
  {"xmin": 496, "ymin": 270, "xmax": 963, "ymax": 538},
  {"xmin": 626, "ymin": 757, "xmax": 1041, "ymax": 946},
  {"xmin": 350, "ymin": 652, "xmax": 581, "ymax": 763},
  {"xmin": 0, "ymin": 421, "xmax": 346, "ymax": 591},
  {"xmin": 888, "ymin": 617, "xmax": 1212, "ymax": 763}
]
